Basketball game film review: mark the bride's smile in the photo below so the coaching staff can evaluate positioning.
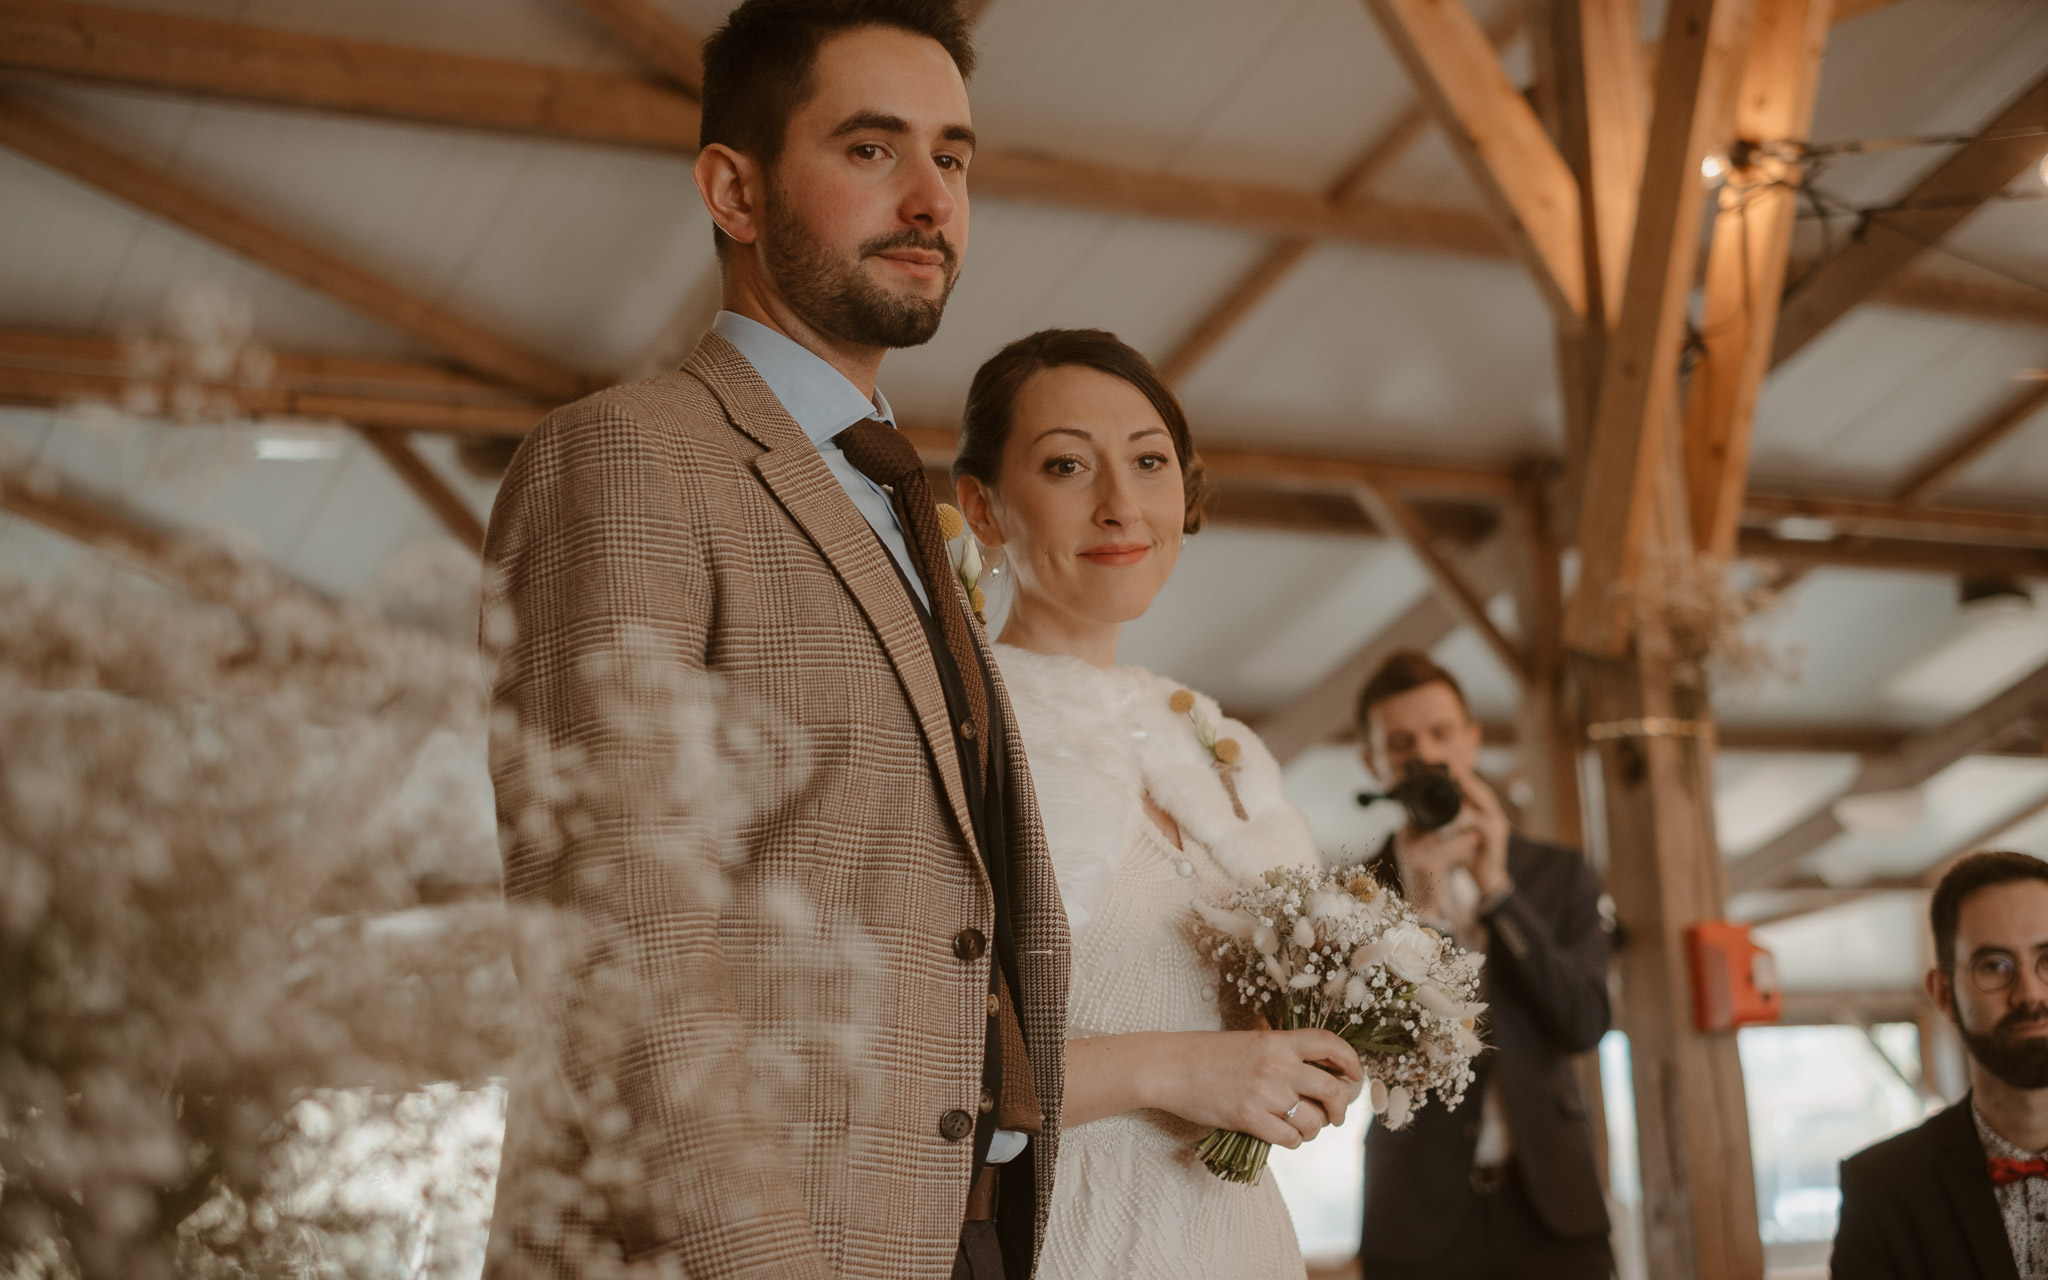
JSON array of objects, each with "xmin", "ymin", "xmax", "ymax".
[{"xmin": 959, "ymin": 362, "xmax": 1188, "ymax": 667}]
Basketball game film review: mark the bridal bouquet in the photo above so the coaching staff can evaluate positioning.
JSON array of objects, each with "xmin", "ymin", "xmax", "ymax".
[{"xmin": 1191, "ymin": 865, "xmax": 1487, "ymax": 1183}]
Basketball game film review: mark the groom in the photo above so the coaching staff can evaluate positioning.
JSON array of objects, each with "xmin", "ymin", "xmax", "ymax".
[{"xmin": 480, "ymin": 3, "xmax": 1067, "ymax": 1279}]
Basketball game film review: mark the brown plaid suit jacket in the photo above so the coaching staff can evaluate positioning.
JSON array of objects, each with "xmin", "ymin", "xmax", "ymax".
[{"xmin": 480, "ymin": 332, "xmax": 1069, "ymax": 1280}]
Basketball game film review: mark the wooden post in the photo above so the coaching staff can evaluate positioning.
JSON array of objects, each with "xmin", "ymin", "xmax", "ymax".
[{"xmin": 1580, "ymin": 633, "xmax": 1763, "ymax": 1279}]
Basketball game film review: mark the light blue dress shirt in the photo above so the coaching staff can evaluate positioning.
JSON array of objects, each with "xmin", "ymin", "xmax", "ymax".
[{"xmin": 711, "ymin": 310, "xmax": 929, "ymax": 610}]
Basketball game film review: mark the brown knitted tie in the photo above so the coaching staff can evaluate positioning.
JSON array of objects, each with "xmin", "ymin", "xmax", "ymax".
[{"xmin": 833, "ymin": 418, "xmax": 989, "ymax": 779}]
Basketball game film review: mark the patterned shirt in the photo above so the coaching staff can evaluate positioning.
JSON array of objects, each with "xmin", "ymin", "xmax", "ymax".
[{"xmin": 1975, "ymin": 1105, "xmax": 2048, "ymax": 1280}]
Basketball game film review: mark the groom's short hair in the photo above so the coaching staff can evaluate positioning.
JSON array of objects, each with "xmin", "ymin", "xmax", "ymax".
[
  {"xmin": 1931, "ymin": 850, "xmax": 2048, "ymax": 966},
  {"xmin": 1357, "ymin": 650, "xmax": 1470, "ymax": 735},
  {"xmin": 701, "ymin": 0, "xmax": 977, "ymax": 168}
]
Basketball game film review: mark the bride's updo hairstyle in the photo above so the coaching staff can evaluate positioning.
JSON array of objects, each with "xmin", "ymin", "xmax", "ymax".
[{"xmin": 953, "ymin": 328, "xmax": 1208, "ymax": 534}]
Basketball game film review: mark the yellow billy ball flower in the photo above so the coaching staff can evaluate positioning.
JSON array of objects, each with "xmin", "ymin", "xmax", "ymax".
[
  {"xmin": 1212, "ymin": 737, "xmax": 1242, "ymax": 766},
  {"xmin": 970, "ymin": 586, "xmax": 986, "ymax": 614},
  {"xmin": 935, "ymin": 503, "xmax": 966, "ymax": 541},
  {"xmin": 1168, "ymin": 689, "xmax": 1196, "ymax": 714}
]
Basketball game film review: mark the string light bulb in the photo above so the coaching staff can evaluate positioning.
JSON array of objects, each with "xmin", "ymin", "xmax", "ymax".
[{"xmin": 1701, "ymin": 151, "xmax": 1731, "ymax": 186}]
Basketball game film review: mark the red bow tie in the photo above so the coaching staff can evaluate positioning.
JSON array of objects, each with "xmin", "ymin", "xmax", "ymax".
[{"xmin": 1990, "ymin": 1157, "xmax": 2048, "ymax": 1186}]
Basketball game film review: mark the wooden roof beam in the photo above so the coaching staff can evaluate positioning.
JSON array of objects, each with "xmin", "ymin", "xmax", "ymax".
[
  {"xmin": 1741, "ymin": 489, "xmax": 2048, "ymax": 547},
  {"xmin": 1726, "ymin": 658, "xmax": 2048, "ymax": 892},
  {"xmin": 1770, "ymin": 67, "xmax": 2048, "ymax": 368},
  {"xmin": 1892, "ymin": 377, "xmax": 2048, "ymax": 506},
  {"xmin": 8, "ymin": 330, "xmax": 2044, "ymax": 551},
  {"xmin": 0, "ymin": 95, "xmax": 585, "ymax": 401},
  {"xmin": 1682, "ymin": 0, "xmax": 1836, "ymax": 558},
  {"xmin": 1353, "ymin": 478, "xmax": 1530, "ymax": 685},
  {"xmin": 1255, "ymin": 533, "xmax": 1516, "ymax": 764},
  {"xmin": 0, "ymin": 0, "xmax": 699, "ymax": 148},
  {"xmin": 1735, "ymin": 527, "xmax": 2048, "ymax": 578},
  {"xmin": 1158, "ymin": 6, "xmax": 1525, "ymax": 387},
  {"xmin": 560, "ymin": 0, "xmax": 703, "ymax": 96},
  {"xmin": 1362, "ymin": 0, "xmax": 1585, "ymax": 324},
  {"xmin": 1, "ymin": 2, "xmax": 2031, "ymax": 334},
  {"xmin": 0, "ymin": 463, "xmax": 327, "ymax": 614},
  {"xmin": 356, "ymin": 428, "xmax": 485, "ymax": 552}
]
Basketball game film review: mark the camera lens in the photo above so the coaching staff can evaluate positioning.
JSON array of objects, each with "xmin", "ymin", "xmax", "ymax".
[{"xmin": 1390, "ymin": 767, "xmax": 1464, "ymax": 832}]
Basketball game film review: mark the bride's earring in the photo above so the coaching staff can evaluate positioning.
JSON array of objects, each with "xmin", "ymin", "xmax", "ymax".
[{"xmin": 984, "ymin": 544, "xmax": 1007, "ymax": 578}]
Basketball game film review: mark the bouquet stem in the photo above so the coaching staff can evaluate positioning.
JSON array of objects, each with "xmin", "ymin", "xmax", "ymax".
[{"xmin": 1196, "ymin": 1126, "xmax": 1272, "ymax": 1184}]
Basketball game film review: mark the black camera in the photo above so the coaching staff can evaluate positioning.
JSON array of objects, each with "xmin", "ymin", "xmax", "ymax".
[{"xmin": 1356, "ymin": 763, "xmax": 1465, "ymax": 833}]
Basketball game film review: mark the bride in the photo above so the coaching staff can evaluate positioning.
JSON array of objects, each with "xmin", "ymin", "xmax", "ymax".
[{"xmin": 954, "ymin": 329, "xmax": 1364, "ymax": 1279}]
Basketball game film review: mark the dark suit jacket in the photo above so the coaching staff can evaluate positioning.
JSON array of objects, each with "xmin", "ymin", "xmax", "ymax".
[
  {"xmin": 1360, "ymin": 834, "xmax": 1613, "ymax": 1261},
  {"xmin": 1832, "ymin": 1097, "xmax": 2020, "ymax": 1280}
]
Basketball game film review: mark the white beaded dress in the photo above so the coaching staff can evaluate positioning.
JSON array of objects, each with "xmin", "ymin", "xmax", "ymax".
[{"xmin": 993, "ymin": 644, "xmax": 1323, "ymax": 1280}]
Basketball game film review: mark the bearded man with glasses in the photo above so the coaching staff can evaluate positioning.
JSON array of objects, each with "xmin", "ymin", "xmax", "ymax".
[{"xmin": 1833, "ymin": 849, "xmax": 2048, "ymax": 1280}]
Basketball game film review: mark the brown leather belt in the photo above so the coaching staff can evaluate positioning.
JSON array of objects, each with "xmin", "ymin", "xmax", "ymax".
[{"xmin": 964, "ymin": 1166, "xmax": 999, "ymax": 1221}]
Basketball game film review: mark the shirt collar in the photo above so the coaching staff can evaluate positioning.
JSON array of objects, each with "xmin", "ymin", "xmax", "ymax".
[
  {"xmin": 1976, "ymin": 1103, "xmax": 2043, "ymax": 1159},
  {"xmin": 711, "ymin": 310, "xmax": 894, "ymax": 446}
]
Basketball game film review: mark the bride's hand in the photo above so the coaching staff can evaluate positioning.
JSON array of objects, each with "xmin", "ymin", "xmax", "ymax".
[{"xmin": 1144, "ymin": 1029, "xmax": 1363, "ymax": 1148}]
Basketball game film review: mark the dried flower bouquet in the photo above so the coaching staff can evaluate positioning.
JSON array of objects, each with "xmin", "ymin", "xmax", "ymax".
[{"xmin": 1191, "ymin": 865, "xmax": 1487, "ymax": 1183}]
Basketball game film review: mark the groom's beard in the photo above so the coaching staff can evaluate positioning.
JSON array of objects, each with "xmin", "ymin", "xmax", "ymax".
[
  {"xmin": 1960, "ymin": 999, "xmax": 2048, "ymax": 1090},
  {"xmin": 761, "ymin": 183, "xmax": 958, "ymax": 350}
]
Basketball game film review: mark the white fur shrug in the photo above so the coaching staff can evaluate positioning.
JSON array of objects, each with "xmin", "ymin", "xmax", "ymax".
[{"xmin": 994, "ymin": 644, "xmax": 1321, "ymax": 934}]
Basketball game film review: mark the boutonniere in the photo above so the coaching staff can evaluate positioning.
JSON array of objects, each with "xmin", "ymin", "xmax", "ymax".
[
  {"xmin": 935, "ymin": 503, "xmax": 986, "ymax": 623},
  {"xmin": 1169, "ymin": 688, "xmax": 1248, "ymax": 821}
]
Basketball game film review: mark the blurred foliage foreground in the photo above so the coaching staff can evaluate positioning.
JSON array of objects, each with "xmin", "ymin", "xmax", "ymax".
[{"xmin": 0, "ymin": 543, "xmax": 522, "ymax": 1279}]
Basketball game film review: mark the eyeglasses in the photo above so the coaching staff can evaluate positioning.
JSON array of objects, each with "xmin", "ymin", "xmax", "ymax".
[{"xmin": 1951, "ymin": 950, "xmax": 2048, "ymax": 994}]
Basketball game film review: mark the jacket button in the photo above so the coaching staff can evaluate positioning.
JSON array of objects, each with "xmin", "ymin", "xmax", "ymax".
[
  {"xmin": 940, "ymin": 1109, "xmax": 975, "ymax": 1141},
  {"xmin": 953, "ymin": 928, "xmax": 986, "ymax": 961}
]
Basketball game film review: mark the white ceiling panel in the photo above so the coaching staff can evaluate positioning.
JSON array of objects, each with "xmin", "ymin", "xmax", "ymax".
[
  {"xmin": 880, "ymin": 199, "xmax": 1276, "ymax": 422},
  {"xmin": 1177, "ymin": 242, "xmax": 1558, "ymax": 460},
  {"xmin": 1753, "ymin": 891, "xmax": 1930, "ymax": 992},
  {"xmin": 1748, "ymin": 304, "xmax": 2048, "ymax": 492},
  {"xmin": 1801, "ymin": 755, "xmax": 2048, "ymax": 884},
  {"xmin": 1711, "ymin": 569, "xmax": 1969, "ymax": 729}
]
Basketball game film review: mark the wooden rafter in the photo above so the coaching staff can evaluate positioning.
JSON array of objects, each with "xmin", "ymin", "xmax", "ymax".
[
  {"xmin": 1681, "ymin": 0, "xmax": 1836, "ymax": 558},
  {"xmin": 1771, "ymin": 68, "xmax": 2048, "ymax": 368},
  {"xmin": 8, "ymin": 331, "xmax": 2045, "ymax": 552},
  {"xmin": 1564, "ymin": 0, "xmax": 1759, "ymax": 654},
  {"xmin": 0, "ymin": 0, "xmax": 699, "ymax": 148},
  {"xmin": 1362, "ymin": 0, "xmax": 1585, "ymax": 323},
  {"xmin": 1735, "ymin": 528, "xmax": 2048, "ymax": 579},
  {"xmin": 1256, "ymin": 534, "xmax": 1515, "ymax": 764},
  {"xmin": 6, "ymin": 0, "xmax": 2006, "ymax": 337},
  {"xmin": 0, "ymin": 463, "xmax": 324, "ymax": 612},
  {"xmin": 1892, "ymin": 378, "xmax": 2048, "ymax": 505},
  {"xmin": 0, "ymin": 95, "xmax": 584, "ymax": 401},
  {"xmin": 1732, "ymin": 790, "xmax": 2048, "ymax": 928},
  {"xmin": 1874, "ymin": 269, "xmax": 2048, "ymax": 330},
  {"xmin": 1727, "ymin": 657, "xmax": 2048, "ymax": 893},
  {"xmin": 561, "ymin": 0, "xmax": 703, "ymax": 95},
  {"xmin": 1353, "ymin": 479, "xmax": 1530, "ymax": 684},
  {"xmin": 356, "ymin": 428, "xmax": 486, "ymax": 552},
  {"xmin": 1739, "ymin": 489, "xmax": 2048, "ymax": 547},
  {"xmin": 0, "ymin": 361, "xmax": 546, "ymax": 437},
  {"xmin": 1157, "ymin": 6, "xmax": 1525, "ymax": 387}
]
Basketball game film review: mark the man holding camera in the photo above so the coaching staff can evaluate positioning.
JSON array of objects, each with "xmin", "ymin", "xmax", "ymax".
[{"xmin": 1354, "ymin": 651, "xmax": 1614, "ymax": 1280}]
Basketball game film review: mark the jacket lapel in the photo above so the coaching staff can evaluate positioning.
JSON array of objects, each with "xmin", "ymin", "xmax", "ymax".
[
  {"xmin": 1936, "ymin": 1096, "xmax": 2024, "ymax": 1280},
  {"xmin": 682, "ymin": 333, "xmax": 984, "ymax": 867}
]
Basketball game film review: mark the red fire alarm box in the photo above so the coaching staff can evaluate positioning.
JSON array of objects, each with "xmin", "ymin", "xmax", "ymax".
[{"xmin": 1687, "ymin": 920, "xmax": 1782, "ymax": 1032}]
